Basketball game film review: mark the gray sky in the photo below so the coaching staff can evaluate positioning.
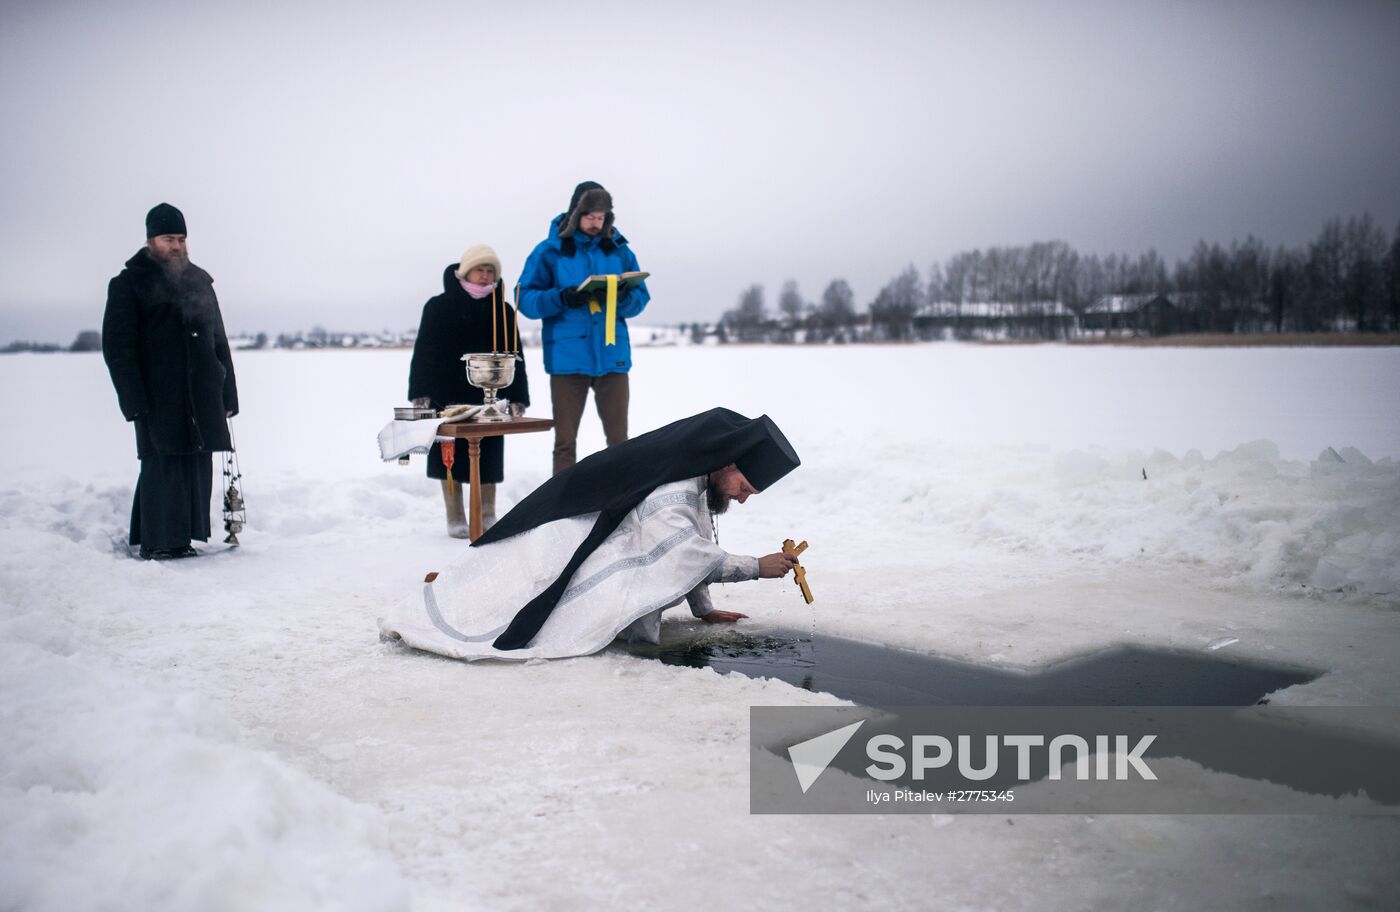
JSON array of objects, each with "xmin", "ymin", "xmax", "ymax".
[{"xmin": 2, "ymin": 0, "xmax": 1398, "ymax": 341}]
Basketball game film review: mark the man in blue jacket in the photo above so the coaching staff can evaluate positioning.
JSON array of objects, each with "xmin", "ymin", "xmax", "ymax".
[{"xmin": 516, "ymin": 181, "xmax": 650, "ymax": 475}]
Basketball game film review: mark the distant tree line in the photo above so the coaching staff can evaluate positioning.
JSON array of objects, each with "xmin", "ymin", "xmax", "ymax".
[
  {"xmin": 9, "ymin": 214, "xmax": 1398, "ymax": 352},
  {"xmin": 1, "ymin": 340, "xmax": 64, "ymax": 354},
  {"xmin": 2, "ymin": 327, "xmax": 412, "ymax": 354},
  {"xmin": 1, "ymin": 330, "xmax": 101, "ymax": 354},
  {"xmin": 715, "ymin": 214, "xmax": 1400, "ymax": 342}
]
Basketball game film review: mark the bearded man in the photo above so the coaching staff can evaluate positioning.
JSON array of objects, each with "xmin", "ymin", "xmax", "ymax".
[
  {"xmin": 102, "ymin": 203, "xmax": 239, "ymax": 560},
  {"xmin": 516, "ymin": 181, "xmax": 650, "ymax": 476},
  {"xmin": 380, "ymin": 408, "xmax": 801, "ymax": 661}
]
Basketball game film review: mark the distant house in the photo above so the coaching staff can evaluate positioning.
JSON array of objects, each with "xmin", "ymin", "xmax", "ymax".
[
  {"xmin": 629, "ymin": 324, "xmax": 686, "ymax": 347},
  {"xmin": 918, "ymin": 300, "xmax": 1077, "ymax": 340},
  {"xmin": 1080, "ymin": 293, "xmax": 1175, "ymax": 335},
  {"xmin": 1082, "ymin": 292, "xmax": 1271, "ymax": 336},
  {"xmin": 1222, "ymin": 295, "xmax": 1272, "ymax": 334}
]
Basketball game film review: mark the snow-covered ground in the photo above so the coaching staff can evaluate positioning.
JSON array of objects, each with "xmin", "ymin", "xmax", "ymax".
[{"xmin": 2, "ymin": 343, "xmax": 1398, "ymax": 910}]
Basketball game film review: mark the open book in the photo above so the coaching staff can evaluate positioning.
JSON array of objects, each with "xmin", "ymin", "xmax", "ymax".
[{"xmin": 575, "ymin": 271, "xmax": 650, "ymax": 294}]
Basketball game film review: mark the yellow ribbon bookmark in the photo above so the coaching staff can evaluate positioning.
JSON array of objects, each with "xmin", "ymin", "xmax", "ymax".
[{"xmin": 605, "ymin": 274, "xmax": 618, "ymax": 346}]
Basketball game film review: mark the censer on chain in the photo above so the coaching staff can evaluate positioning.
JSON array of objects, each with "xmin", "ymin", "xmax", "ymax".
[{"xmin": 222, "ymin": 419, "xmax": 246, "ymax": 545}]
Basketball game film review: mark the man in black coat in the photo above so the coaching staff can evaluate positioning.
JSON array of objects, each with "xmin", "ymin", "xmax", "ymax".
[{"xmin": 102, "ymin": 203, "xmax": 239, "ymax": 560}]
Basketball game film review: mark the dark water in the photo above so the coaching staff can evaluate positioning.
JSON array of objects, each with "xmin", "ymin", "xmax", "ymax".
[
  {"xmin": 626, "ymin": 633, "xmax": 1400, "ymax": 804},
  {"xmin": 624, "ymin": 630, "xmax": 1317, "ymax": 707}
]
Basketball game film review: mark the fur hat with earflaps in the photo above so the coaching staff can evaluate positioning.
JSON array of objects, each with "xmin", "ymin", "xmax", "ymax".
[{"xmin": 559, "ymin": 183, "xmax": 614, "ymax": 238}]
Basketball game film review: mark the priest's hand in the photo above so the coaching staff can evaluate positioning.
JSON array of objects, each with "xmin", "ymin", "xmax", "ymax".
[
  {"xmin": 758, "ymin": 552, "xmax": 798, "ymax": 578},
  {"xmin": 701, "ymin": 609, "xmax": 749, "ymax": 624}
]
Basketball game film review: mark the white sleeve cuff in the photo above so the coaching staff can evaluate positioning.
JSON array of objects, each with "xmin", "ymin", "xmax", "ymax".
[
  {"xmin": 705, "ymin": 554, "xmax": 760, "ymax": 584},
  {"xmin": 686, "ymin": 585, "xmax": 715, "ymax": 617}
]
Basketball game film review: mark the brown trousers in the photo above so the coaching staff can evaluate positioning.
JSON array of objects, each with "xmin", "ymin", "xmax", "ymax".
[{"xmin": 550, "ymin": 373, "xmax": 629, "ymax": 475}]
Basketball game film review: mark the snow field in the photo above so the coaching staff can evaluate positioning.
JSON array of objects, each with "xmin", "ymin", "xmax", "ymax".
[{"xmin": 1, "ymin": 342, "xmax": 1397, "ymax": 910}]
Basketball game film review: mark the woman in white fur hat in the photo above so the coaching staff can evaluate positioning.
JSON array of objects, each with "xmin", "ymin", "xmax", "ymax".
[{"xmin": 408, "ymin": 245, "xmax": 530, "ymax": 537}]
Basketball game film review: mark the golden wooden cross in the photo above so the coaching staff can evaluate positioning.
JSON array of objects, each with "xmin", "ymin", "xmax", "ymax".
[{"xmin": 782, "ymin": 538, "xmax": 813, "ymax": 604}]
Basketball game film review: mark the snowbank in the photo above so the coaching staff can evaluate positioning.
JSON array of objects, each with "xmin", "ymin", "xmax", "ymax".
[
  {"xmin": 0, "ymin": 597, "xmax": 409, "ymax": 911},
  {"xmin": 819, "ymin": 438, "xmax": 1400, "ymax": 597}
]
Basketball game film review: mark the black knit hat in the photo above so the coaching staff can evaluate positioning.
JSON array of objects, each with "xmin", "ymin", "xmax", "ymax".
[
  {"xmin": 145, "ymin": 203, "xmax": 187, "ymax": 238},
  {"xmin": 559, "ymin": 183, "xmax": 614, "ymax": 238}
]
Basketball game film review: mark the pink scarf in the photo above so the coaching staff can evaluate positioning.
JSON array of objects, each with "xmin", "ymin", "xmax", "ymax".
[{"xmin": 460, "ymin": 278, "xmax": 496, "ymax": 298}]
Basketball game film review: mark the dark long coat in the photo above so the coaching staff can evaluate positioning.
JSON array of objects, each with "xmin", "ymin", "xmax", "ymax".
[
  {"xmin": 102, "ymin": 249, "xmax": 239, "ymax": 458},
  {"xmin": 408, "ymin": 267, "xmax": 530, "ymax": 482}
]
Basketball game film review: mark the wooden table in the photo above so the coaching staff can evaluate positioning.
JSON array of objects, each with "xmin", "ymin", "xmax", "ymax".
[{"xmin": 439, "ymin": 416, "xmax": 554, "ymax": 541}]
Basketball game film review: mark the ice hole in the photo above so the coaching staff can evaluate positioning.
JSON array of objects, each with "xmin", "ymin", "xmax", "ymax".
[{"xmin": 623, "ymin": 631, "xmax": 1317, "ymax": 707}]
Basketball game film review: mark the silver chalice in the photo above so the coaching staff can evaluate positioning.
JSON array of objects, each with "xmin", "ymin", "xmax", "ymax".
[{"xmin": 461, "ymin": 352, "xmax": 518, "ymax": 422}]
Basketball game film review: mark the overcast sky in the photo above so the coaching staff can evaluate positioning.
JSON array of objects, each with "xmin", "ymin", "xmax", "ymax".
[{"xmin": 2, "ymin": 0, "xmax": 1397, "ymax": 341}]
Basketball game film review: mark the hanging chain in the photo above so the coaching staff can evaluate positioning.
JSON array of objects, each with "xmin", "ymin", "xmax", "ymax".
[
  {"xmin": 706, "ymin": 480, "xmax": 720, "ymax": 547},
  {"xmin": 222, "ymin": 418, "xmax": 246, "ymax": 545}
]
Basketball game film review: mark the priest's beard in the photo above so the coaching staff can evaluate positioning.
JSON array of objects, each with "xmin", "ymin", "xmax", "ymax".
[
  {"xmin": 153, "ymin": 251, "xmax": 217, "ymax": 327},
  {"xmin": 706, "ymin": 477, "xmax": 731, "ymax": 515},
  {"xmin": 153, "ymin": 248, "xmax": 190, "ymax": 281}
]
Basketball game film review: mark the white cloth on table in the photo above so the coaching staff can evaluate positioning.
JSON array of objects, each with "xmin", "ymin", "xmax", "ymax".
[{"xmin": 376, "ymin": 407, "xmax": 490, "ymax": 462}]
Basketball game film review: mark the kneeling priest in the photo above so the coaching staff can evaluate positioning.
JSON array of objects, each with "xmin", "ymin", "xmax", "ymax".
[{"xmin": 380, "ymin": 408, "xmax": 801, "ymax": 661}]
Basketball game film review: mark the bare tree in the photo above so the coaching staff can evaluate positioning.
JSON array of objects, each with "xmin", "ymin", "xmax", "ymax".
[
  {"xmin": 1386, "ymin": 220, "xmax": 1400, "ymax": 332},
  {"xmin": 777, "ymin": 280, "xmax": 806, "ymax": 326},
  {"xmin": 1267, "ymin": 246, "xmax": 1303, "ymax": 333},
  {"xmin": 738, "ymin": 284, "xmax": 766, "ymax": 324},
  {"xmin": 721, "ymin": 284, "xmax": 768, "ymax": 342},
  {"xmin": 926, "ymin": 262, "xmax": 947, "ymax": 306},
  {"xmin": 1341, "ymin": 213, "xmax": 1387, "ymax": 332},
  {"xmin": 869, "ymin": 265, "xmax": 921, "ymax": 341},
  {"xmin": 817, "ymin": 279, "xmax": 857, "ymax": 340},
  {"xmin": 1177, "ymin": 242, "xmax": 1231, "ymax": 333},
  {"xmin": 965, "ymin": 250, "xmax": 985, "ymax": 303},
  {"xmin": 983, "ymin": 247, "xmax": 1008, "ymax": 302},
  {"xmin": 1075, "ymin": 254, "xmax": 1107, "ymax": 320},
  {"xmin": 69, "ymin": 330, "xmax": 101, "ymax": 352},
  {"xmin": 1225, "ymin": 236, "xmax": 1269, "ymax": 332},
  {"xmin": 942, "ymin": 253, "xmax": 968, "ymax": 306},
  {"xmin": 1305, "ymin": 219, "xmax": 1346, "ymax": 332}
]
